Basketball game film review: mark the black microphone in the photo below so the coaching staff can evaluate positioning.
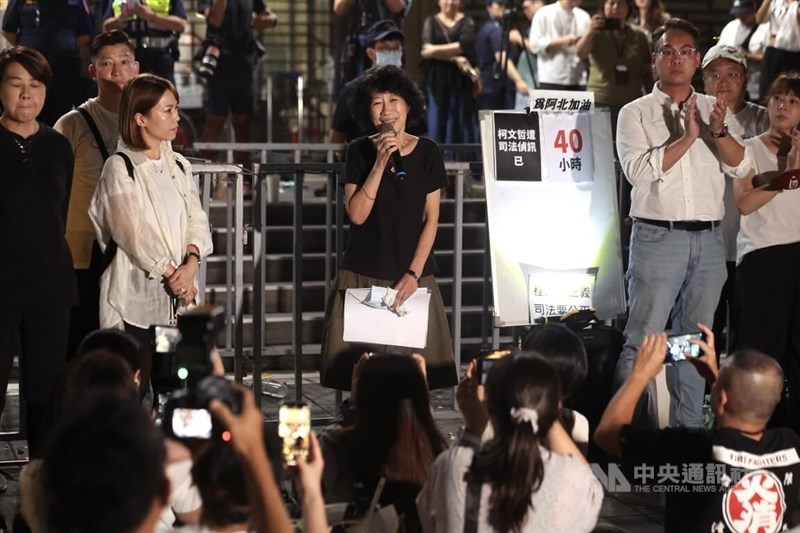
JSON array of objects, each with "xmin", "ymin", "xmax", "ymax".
[{"xmin": 379, "ymin": 123, "xmax": 407, "ymax": 180}]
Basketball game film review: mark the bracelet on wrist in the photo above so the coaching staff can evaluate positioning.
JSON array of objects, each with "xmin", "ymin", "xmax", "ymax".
[
  {"xmin": 407, "ymin": 268, "xmax": 420, "ymax": 282},
  {"xmin": 185, "ymin": 251, "xmax": 202, "ymax": 265}
]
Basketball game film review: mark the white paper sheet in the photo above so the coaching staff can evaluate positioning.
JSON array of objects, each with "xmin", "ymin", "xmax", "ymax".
[{"xmin": 342, "ymin": 288, "xmax": 431, "ymax": 349}]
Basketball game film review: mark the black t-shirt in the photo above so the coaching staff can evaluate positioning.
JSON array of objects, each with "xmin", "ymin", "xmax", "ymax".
[
  {"xmin": 621, "ymin": 425, "xmax": 800, "ymax": 533},
  {"xmin": 0, "ymin": 123, "xmax": 78, "ymax": 306},
  {"xmin": 342, "ymin": 136, "xmax": 446, "ymax": 281},
  {"xmin": 198, "ymin": 0, "xmax": 265, "ymax": 55}
]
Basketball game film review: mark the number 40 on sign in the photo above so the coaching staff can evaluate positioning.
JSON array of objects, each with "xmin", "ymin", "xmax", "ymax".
[{"xmin": 542, "ymin": 114, "xmax": 593, "ymax": 183}]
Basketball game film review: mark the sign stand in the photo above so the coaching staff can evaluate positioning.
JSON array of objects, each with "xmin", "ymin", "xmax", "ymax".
[{"xmin": 481, "ymin": 91, "xmax": 626, "ymax": 326}]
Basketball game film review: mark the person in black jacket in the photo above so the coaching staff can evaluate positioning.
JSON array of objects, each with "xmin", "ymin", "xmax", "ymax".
[{"xmin": 0, "ymin": 46, "xmax": 78, "ymax": 456}]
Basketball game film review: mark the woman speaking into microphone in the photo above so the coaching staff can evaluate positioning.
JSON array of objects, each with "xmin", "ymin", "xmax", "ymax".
[{"xmin": 320, "ymin": 66, "xmax": 457, "ymax": 391}]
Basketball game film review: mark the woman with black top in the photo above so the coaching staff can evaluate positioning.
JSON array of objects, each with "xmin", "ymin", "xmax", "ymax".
[
  {"xmin": 320, "ymin": 66, "xmax": 457, "ymax": 391},
  {"xmin": 420, "ymin": 0, "xmax": 478, "ymax": 144},
  {"xmin": 0, "ymin": 47, "xmax": 78, "ymax": 456}
]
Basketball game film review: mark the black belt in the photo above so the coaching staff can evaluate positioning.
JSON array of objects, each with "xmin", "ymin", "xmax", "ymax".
[{"xmin": 636, "ymin": 218, "xmax": 720, "ymax": 231}]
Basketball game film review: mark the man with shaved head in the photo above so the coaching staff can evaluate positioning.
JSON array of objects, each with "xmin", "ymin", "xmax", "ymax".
[{"xmin": 596, "ymin": 326, "xmax": 800, "ymax": 532}]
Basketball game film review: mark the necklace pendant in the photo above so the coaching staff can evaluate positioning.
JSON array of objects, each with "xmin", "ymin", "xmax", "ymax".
[{"xmin": 390, "ymin": 164, "xmax": 395, "ymax": 173}]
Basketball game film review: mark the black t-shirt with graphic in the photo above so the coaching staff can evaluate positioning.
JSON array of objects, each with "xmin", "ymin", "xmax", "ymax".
[
  {"xmin": 620, "ymin": 425, "xmax": 800, "ymax": 532},
  {"xmin": 341, "ymin": 136, "xmax": 446, "ymax": 281}
]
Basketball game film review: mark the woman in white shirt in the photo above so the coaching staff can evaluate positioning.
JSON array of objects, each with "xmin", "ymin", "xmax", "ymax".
[
  {"xmin": 90, "ymin": 73, "xmax": 212, "ymax": 399},
  {"xmin": 725, "ymin": 71, "xmax": 800, "ymax": 429},
  {"xmin": 417, "ymin": 352, "xmax": 602, "ymax": 532},
  {"xmin": 756, "ymin": 0, "xmax": 800, "ymax": 100}
]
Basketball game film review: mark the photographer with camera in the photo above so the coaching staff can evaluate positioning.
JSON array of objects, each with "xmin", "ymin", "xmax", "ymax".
[
  {"xmin": 575, "ymin": 0, "xmax": 652, "ymax": 136},
  {"xmin": 102, "ymin": 0, "xmax": 186, "ymax": 83},
  {"xmin": 198, "ymin": 0, "xmax": 276, "ymax": 170},
  {"xmin": 595, "ymin": 325, "xmax": 800, "ymax": 532}
]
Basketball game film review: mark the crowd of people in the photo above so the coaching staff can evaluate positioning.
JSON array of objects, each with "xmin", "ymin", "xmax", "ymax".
[{"xmin": 4, "ymin": 0, "xmax": 800, "ymax": 531}]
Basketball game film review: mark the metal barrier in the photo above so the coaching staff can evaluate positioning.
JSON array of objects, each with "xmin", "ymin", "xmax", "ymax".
[
  {"xmin": 193, "ymin": 163, "xmax": 247, "ymax": 381},
  {"xmin": 193, "ymin": 142, "xmax": 483, "ymax": 165},
  {"xmin": 238, "ymin": 158, "xmax": 469, "ymax": 405}
]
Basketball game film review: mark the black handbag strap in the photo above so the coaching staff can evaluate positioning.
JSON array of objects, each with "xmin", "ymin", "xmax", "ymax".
[
  {"xmin": 740, "ymin": 24, "xmax": 759, "ymax": 55},
  {"xmin": 77, "ymin": 107, "xmax": 110, "ymax": 161},
  {"xmin": 99, "ymin": 152, "xmax": 135, "ymax": 272}
]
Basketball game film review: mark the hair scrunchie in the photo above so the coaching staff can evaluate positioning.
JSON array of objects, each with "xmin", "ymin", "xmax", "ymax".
[{"xmin": 510, "ymin": 407, "xmax": 539, "ymax": 433}]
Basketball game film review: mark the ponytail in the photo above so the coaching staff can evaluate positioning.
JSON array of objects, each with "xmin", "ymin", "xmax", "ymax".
[
  {"xmin": 475, "ymin": 352, "xmax": 562, "ymax": 533},
  {"xmin": 481, "ymin": 423, "xmax": 545, "ymax": 533}
]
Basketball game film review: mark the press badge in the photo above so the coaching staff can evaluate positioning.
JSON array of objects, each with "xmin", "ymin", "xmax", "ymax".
[{"xmin": 615, "ymin": 64, "xmax": 629, "ymax": 85}]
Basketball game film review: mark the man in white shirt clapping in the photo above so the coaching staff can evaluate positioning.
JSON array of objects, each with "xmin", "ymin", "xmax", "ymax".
[{"xmin": 614, "ymin": 18, "xmax": 743, "ymax": 428}]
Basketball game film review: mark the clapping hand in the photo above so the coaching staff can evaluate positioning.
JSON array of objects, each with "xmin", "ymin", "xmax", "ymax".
[
  {"xmin": 709, "ymin": 94, "xmax": 727, "ymax": 137},
  {"xmin": 683, "ymin": 94, "xmax": 700, "ymax": 141}
]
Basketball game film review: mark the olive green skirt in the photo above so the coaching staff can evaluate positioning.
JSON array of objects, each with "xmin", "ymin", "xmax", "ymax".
[{"xmin": 319, "ymin": 270, "xmax": 458, "ymax": 391}]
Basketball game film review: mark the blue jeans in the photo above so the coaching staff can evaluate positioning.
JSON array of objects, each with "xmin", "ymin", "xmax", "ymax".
[{"xmin": 615, "ymin": 221, "xmax": 727, "ymax": 427}]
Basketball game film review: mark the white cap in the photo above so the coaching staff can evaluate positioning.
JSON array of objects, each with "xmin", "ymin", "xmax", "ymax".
[{"xmin": 702, "ymin": 44, "xmax": 747, "ymax": 70}]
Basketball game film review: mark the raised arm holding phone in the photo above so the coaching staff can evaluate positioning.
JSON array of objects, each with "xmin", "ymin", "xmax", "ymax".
[{"xmin": 594, "ymin": 324, "xmax": 800, "ymax": 532}]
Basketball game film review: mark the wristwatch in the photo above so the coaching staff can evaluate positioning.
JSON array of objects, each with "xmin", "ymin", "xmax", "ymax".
[{"xmin": 710, "ymin": 124, "xmax": 729, "ymax": 138}]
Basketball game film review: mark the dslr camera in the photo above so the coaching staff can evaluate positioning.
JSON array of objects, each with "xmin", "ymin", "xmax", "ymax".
[{"xmin": 152, "ymin": 306, "xmax": 242, "ymax": 441}]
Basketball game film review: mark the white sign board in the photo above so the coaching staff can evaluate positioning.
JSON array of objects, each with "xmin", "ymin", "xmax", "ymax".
[{"xmin": 482, "ymin": 104, "xmax": 626, "ymax": 326}]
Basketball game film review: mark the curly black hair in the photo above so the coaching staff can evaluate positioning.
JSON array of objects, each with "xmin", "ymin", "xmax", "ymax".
[{"xmin": 348, "ymin": 65, "xmax": 426, "ymax": 132}]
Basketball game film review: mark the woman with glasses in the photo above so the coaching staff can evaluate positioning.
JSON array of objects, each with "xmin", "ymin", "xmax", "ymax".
[
  {"xmin": 0, "ymin": 46, "xmax": 77, "ymax": 456},
  {"xmin": 89, "ymin": 73, "xmax": 212, "ymax": 403},
  {"xmin": 723, "ymin": 71, "xmax": 800, "ymax": 431},
  {"xmin": 576, "ymin": 0, "xmax": 653, "ymax": 137},
  {"xmin": 320, "ymin": 66, "xmax": 457, "ymax": 392}
]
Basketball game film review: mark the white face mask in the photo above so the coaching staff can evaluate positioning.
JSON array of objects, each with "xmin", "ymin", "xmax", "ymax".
[{"xmin": 375, "ymin": 50, "xmax": 403, "ymax": 67}]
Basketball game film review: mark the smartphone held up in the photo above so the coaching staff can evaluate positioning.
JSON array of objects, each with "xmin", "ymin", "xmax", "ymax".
[
  {"xmin": 475, "ymin": 349, "xmax": 513, "ymax": 385},
  {"xmin": 279, "ymin": 401, "xmax": 311, "ymax": 466},
  {"xmin": 664, "ymin": 331, "xmax": 705, "ymax": 364}
]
